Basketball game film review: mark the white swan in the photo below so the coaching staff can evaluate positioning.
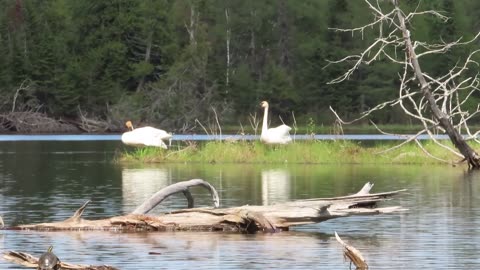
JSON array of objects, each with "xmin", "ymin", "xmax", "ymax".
[
  {"xmin": 260, "ymin": 101, "xmax": 292, "ymax": 144},
  {"xmin": 121, "ymin": 121, "xmax": 172, "ymax": 149}
]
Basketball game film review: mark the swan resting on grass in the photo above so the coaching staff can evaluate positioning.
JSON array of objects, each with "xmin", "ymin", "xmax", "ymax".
[
  {"xmin": 260, "ymin": 101, "xmax": 292, "ymax": 145},
  {"xmin": 121, "ymin": 121, "xmax": 172, "ymax": 149}
]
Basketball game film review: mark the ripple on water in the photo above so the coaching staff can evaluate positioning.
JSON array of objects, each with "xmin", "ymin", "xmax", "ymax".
[{"xmin": 1, "ymin": 141, "xmax": 480, "ymax": 269}]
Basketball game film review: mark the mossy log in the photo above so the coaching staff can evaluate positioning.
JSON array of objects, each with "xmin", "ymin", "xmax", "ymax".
[{"xmin": 2, "ymin": 180, "xmax": 406, "ymax": 233}]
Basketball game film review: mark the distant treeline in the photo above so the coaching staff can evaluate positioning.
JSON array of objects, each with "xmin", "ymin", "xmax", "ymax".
[{"xmin": 1, "ymin": 0, "xmax": 479, "ymax": 131}]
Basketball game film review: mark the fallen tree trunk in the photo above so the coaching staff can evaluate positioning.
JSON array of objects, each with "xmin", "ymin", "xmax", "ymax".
[{"xmin": 2, "ymin": 181, "xmax": 406, "ymax": 233}]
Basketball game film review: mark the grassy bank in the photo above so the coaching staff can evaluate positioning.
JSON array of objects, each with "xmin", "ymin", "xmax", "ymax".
[{"xmin": 118, "ymin": 140, "xmax": 467, "ymax": 165}]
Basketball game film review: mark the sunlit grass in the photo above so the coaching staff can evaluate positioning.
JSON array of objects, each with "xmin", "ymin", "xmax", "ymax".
[{"xmin": 117, "ymin": 139, "xmax": 473, "ymax": 165}]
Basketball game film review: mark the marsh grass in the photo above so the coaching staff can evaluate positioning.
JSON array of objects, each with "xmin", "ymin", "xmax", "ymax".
[{"xmin": 118, "ymin": 139, "xmax": 474, "ymax": 165}]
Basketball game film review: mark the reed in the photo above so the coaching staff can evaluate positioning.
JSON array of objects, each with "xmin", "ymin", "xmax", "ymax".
[{"xmin": 117, "ymin": 139, "xmax": 471, "ymax": 165}]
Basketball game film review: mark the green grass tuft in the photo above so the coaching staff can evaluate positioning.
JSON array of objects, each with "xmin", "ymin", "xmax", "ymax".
[{"xmin": 117, "ymin": 139, "xmax": 474, "ymax": 165}]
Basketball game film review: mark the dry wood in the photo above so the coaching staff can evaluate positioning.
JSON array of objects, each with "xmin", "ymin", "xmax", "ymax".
[
  {"xmin": 327, "ymin": 0, "xmax": 480, "ymax": 168},
  {"xmin": 132, "ymin": 179, "xmax": 220, "ymax": 214},
  {"xmin": 2, "ymin": 181, "xmax": 406, "ymax": 233},
  {"xmin": 335, "ymin": 231, "xmax": 368, "ymax": 269},
  {"xmin": 0, "ymin": 112, "xmax": 80, "ymax": 133},
  {"xmin": 393, "ymin": 2, "xmax": 480, "ymax": 169},
  {"xmin": 3, "ymin": 250, "xmax": 118, "ymax": 270},
  {"xmin": 76, "ymin": 106, "xmax": 116, "ymax": 133}
]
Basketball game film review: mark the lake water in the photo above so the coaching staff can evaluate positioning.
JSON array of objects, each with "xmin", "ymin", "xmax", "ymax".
[
  {"xmin": 0, "ymin": 136, "xmax": 480, "ymax": 269},
  {"xmin": 0, "ymin": 133, "xmax": 451, "ymax": 141}
]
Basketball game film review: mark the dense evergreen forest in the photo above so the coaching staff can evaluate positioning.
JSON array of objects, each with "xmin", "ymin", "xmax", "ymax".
[{"xmin": 1, "ymin": 0, "xmax": 480, "ymax": 132}]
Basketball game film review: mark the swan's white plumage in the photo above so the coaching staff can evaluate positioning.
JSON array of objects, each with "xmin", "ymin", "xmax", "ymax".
[
  {"xmin": 260, "ymin": 101, "xmax": 292, "ymax": 144},
  {"xmin": 121, "ymin": 121, "xmax": 172, "ymax": 149}
]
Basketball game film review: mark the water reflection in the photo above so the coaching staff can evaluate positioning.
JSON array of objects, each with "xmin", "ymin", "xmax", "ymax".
[
  {"xmin": 2, "ymin": 141, "xmax": 480, "ymax": 269},
  {"xmin": 261, "ymin": 169, "xmax": 291, "ymax": 205},
  {"xmin": 121, "ymin": 168, "xmax": 171, "ymax": 213},
  {"xmin": 4, "ymin": 230, "xmax": 346, "ymax": 269}
]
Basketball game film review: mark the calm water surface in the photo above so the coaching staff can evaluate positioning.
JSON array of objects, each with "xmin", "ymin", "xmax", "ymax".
[{"xmin": 0, "ymin": 137, "xmax": 480, "ymax": 269}]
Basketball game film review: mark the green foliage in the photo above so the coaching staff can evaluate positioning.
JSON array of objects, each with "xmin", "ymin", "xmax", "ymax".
[
  {"xmin": 131, "ymin": 61, "xmax": 154, "ymax": 78},
  {"xmin": 0, "ymin": 0, "xmax": 479, "ymax": 129}
]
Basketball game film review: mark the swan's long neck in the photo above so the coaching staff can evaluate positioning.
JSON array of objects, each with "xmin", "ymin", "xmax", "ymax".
[{"xmin": 262, "ymin": 105, "xmax": 269, "ymax": 135}]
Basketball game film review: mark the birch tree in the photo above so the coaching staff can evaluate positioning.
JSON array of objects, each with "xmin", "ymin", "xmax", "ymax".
[{"xmin": 328, "ymin": 0, "xmax": 480, "ymax": 168}]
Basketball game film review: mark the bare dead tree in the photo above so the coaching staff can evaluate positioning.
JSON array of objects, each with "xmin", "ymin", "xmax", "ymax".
[
  {"xmin": 328, "ymin": 0, "xmax": 480, "ymax": 168},
  {"xmin": 11, "ymin": 79, "xmax": 33, "ymax": 112},
  {"xmin": 185, "ymin": 4, "xmax": 198, "ymax": 47},
  {"xmin": 249, "ymin": 112, "xmax": 260, "ymax": 136},
  {"xmin": 9, "ymin": 79, "xmax": 45, "ymax": 113},
  {"xmin": 225, "ymin": 7, "xmax": 231, "ymax": 88},
  {"xmin": 135, "ymin": 30, "xmax": 153, "ymax": 93}
]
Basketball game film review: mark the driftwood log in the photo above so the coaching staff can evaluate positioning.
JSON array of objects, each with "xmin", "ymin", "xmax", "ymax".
[{"xmin": 2, "ymin": 180, "xmax": 406, "ymax": 233}]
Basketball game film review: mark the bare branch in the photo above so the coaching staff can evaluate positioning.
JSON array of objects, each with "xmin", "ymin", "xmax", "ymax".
[
  {"xmin": 414, "ymin": 139, "xmax": 452, "ymax": 164},
  {"xmin": 326, "ymin": 0, "xmax": 480, "ymax": 166},
  {"xmin": 335, "ymin": 232, "xmax": 368, "ymax": 269},
  {"xmin": 132, "ymin": 179, "xmax": 220, "ymax": 215}
]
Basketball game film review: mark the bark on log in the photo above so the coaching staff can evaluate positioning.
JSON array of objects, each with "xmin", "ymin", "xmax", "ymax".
[
  {"xmin": 2, "ymin": 180, "xmax": 406, "ymax": 233},
  {"xmin": 3, "ymin": 250, "xmax": 118, "ymax": 270}
]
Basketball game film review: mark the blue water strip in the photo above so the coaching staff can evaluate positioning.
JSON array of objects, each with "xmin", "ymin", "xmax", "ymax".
[{"xmin": 0, "ymin": 133, "xmax": 453, "ymax": 141}]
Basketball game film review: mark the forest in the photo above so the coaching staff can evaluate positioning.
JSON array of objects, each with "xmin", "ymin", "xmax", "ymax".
[{"xmin": 1, "ymin": 0, "xmax": 480, "ymax": 132}]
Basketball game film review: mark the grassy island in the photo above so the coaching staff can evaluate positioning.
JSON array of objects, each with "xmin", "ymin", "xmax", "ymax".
[{"xmin": 118, "ymin": 139, "xmax": 467, "ymax": 165}]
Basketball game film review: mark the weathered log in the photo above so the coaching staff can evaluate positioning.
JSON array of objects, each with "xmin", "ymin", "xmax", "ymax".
[
  {"xmin": 3, "ymin": 250, "xmax": 118, "ymax": 270},
  {"xmin": 132, "ymin": 179, "xmax": 220, "ymax": 214},
  {"xmin": 3, "ymin": 181, "xmax": 406, "ymax": 233},
  {"xmin": 335, "ymin": 231, "xmax": 368, "ymax": 269}
]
